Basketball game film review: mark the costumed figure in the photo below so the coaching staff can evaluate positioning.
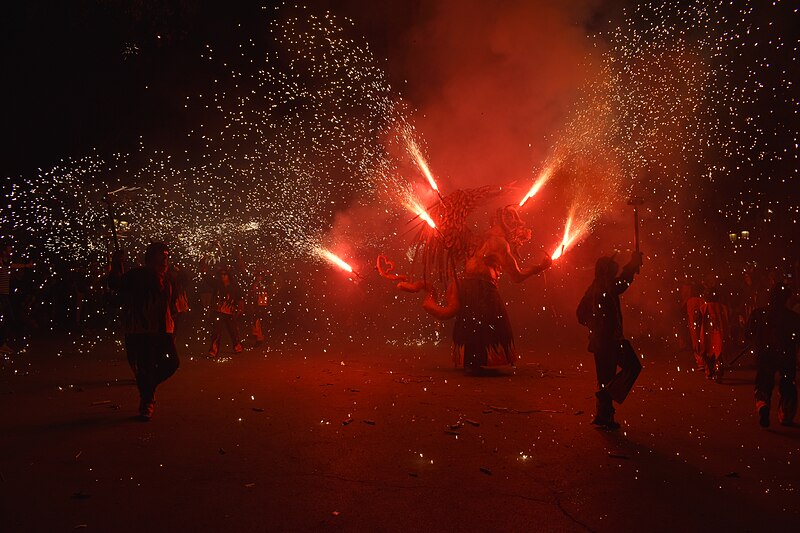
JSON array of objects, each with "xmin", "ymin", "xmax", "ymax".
[
  {"xmin": 249, "ymin": 270, "xmax": 271, "ymax": 347},
  {"xmin": 378, "ymin": 189, "xmax": 551, "ymax": 374},
  {"xmin": 684, "ymin": 283, "xmax": 706, "ymax": 371},
  {"xmin": 699, "ymin": 290, "xmax": 732, "ymax": 382},
  {"xmin": 207, "ymin": 267, "xmax": 243, "ymax": 357},
  {"xmin": 168, "ymin": 263, "xmax": 192, "ymax": 336}
]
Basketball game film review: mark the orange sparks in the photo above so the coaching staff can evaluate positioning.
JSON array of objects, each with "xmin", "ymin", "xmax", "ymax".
[
  {"xmin": 407, "ymin": 138, "xmax": 439, "ymax": 193},
  {"xmin": 519, "ymin": 166, "xmax": 553, "ymax": 207},
  {"xmin": 317, "ymin": 248, "xmax": 354, "ymax": 273}
]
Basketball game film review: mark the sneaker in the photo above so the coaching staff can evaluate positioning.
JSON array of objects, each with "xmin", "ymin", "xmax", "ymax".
[
  {"xmin": 208, "ymin": 350, "xmax": 218, "ymax": 358},
  {"xmin": 592, "ymin": 391, "xmax": 618, "ymax": 429},
  {"xmin": 591, "ymin": 415, "xmax": 620, "ymax": 430},
  {"xmin": 138, "ymin": 400, "xmax": 154, "ymax": 422},
  {"xmin": 758, "ymin": 405, "xmax": 770, "ymax": 428}
]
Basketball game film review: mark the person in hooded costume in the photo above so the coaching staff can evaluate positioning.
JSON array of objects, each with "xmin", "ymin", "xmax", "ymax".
[{"xmin": 577, "ymin": 251, "xmax": 644, "ymax": 429}]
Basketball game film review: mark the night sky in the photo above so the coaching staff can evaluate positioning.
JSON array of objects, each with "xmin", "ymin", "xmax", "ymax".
[{"xmin": 1, "ymin": 1, "xmax": 797, "ymax": 343}]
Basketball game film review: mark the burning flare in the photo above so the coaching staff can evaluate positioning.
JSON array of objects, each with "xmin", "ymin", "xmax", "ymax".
[
  {"xmin": 407, "ymin": 198, "xmax": 437, "ymax": 229},
  {"xmin": 551, "ymin": 215, "xmax": 591, "ymax": 260},
  {"xmin": 519, "ymin": 166, "xmax": 554, "ymax": 207},
  {"xmin": 406, "ymin": 137, "xmax": 439, "ymax": 193},
  {"xmin": 316, "ymin": 247, "xmax": 354, "ymax": 273}
]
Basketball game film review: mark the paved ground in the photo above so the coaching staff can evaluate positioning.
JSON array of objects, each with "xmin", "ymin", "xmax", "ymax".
[{"xmin": 1, "ymin": 331, "xmax": 799, "ymax": 532}]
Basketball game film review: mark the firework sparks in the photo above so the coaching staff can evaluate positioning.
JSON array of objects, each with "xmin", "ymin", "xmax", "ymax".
[{"xmin": 3, "ymin": 1, "xmax": 796, "ymax": 351}]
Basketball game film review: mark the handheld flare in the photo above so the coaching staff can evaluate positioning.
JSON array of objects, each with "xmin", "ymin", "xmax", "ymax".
[
  {"xmin": 406, "ymin": 137, "xmax": 441, "ymax": 197},
  {"xmin": 519, "ymin": 166, "xmax": 553, "ymax": 207},
  {"xmin": 317, "ymin": 248, "xmax": 357, "ymax": 276}
]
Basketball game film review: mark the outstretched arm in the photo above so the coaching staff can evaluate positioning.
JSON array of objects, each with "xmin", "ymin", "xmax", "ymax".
[
  {"xmin": 422, "ymin": 280, "xmax": 460, "ymax": 320},
  {"xmin": 494, "ymin": 238, "xmax": 552, "ymax": 283}
]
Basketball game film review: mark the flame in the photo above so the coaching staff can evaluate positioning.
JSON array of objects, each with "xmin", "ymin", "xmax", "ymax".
[
  {"xmin": 407, "ymin": 198, "xmax": 436, "ymax": 229},
  {"xmin": 551, "ymin": 217, "xmax": 572, "ymax": 260},
  {"xmin": 407, "ymin": 137, "xmax": 439, "ymax": 193},
  {"xmin": 316, "ymin": 248, "xmax": 354, "ymax": 273},
  {"xmin": 519, "ymin": 166, "xmax": 554, "ymax": 207}
]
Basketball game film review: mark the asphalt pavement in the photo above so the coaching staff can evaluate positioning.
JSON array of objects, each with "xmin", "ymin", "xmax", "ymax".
[{"xmin": 1, "ymin": 332, "xmax": 798, "ymax": 532}]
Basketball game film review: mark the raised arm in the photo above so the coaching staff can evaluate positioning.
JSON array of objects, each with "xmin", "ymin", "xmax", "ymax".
[{"xmin": 613, "ymin": 251, "xmax": 643, "ymax": 295}]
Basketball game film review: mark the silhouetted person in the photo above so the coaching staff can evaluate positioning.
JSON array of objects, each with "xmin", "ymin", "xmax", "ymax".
[
  {"xmin": 577, "ymin": 251, "xmax": 644, "ymax": 429},
  {"xmin": 746, "ymin": 284, "xmax": 800, "ymax": 428},
  {"xmin": 108, "ymin": 243, "xmax": 179, "ymax": 421},
  {"xmin": 197, "ymin": 255, "xmax": 214, "ymax": 311},
  {"xmin": 207, "ymin": 267, "xmax": 243, "ymax": 357},
  {"xmin": 0, "ymin": 238, "xmax": 34, "ymax": 355},
  {"xmin": 249, "ymin": 270, "xmax": 271, "ymax": 347}
]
